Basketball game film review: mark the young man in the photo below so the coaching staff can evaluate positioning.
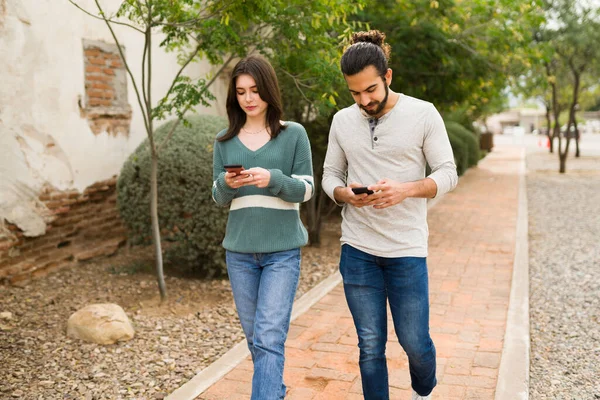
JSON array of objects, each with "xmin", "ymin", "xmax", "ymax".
[{"xmin": 322, "ymin": 30, "xmax": 458, "ymax": 400}]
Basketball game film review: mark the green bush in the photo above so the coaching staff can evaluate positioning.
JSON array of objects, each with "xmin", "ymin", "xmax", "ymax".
[
  {"xmin": 447, "ymin": 131, "xmax": 468, "ymax": 176},
  {"xmin": 117, "ymin": 114, "xmax": 229, "ymax": 277},
  {"xmin": 445, "ymin": 121, "xmax": 480, "ymax": 169}
]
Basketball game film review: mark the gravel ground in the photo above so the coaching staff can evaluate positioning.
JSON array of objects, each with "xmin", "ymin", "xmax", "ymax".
[
  {"xmin": 0, "ymin": 220, "xmax": 341, "ymax": 399},
  {"xmin": 526, "ymin": 135, "xmax": 600, "ymax": 400}
]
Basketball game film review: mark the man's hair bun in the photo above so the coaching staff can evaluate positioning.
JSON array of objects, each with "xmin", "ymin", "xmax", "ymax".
[
  {"xmin": 351, "ymin": 30, "xmax": 386, "ymax": 47},
  {"xmin": 349, "ymin": 30, "xmax": 391, "ymax": 61}
]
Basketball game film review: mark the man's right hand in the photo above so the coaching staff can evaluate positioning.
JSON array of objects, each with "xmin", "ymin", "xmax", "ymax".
[{"xmin": 333, "ymin": 183, "xmax": 372, "ymax": 208}]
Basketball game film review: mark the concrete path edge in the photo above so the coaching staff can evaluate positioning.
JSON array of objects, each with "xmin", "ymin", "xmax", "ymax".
[{"xmin": 495, "ymin": 147, "xmax": 530, "ymax": 400}]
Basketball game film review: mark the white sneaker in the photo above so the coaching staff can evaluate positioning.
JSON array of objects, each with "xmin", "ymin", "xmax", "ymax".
[{"xmin": 412, "ymin": 390, "xmax": 432, "ymax": 400}]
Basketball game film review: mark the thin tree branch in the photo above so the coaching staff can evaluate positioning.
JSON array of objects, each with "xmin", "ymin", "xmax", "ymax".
[
  {"xmin": 67, "ymin": 0, "xmax": 145, "ymax": 33},
  {"xmin": 141, "ymin": 27, "xmax": 149, "ymax": 121},
  {"xmin": 146, "ymin": 7, "xmax": 153, "ymax": 151},
  {"xmin": 93, "ymin": 0, "xmax": 150, "ymax": 134},
  {"xmin": 183, "ymin": 32, "xmax": 201, "ymax": 47},
  {"xmin": 151, "ymin": 0, "xmax": 235, "ymax": 28},
  {"xmin": 279, "ymin": 69, "xmax": 313, "ymax": 104},
  {"xmin": 155, "ymin": 10, "xmax": 221, "ymax": 28},
  {"xmin": 135, "ymin": 0, "xmax": 143, "ymax": 15},
  {"xmin": 456, "ymin": 21, "xmax": 495, "ymax": 39},
  {"xmin": 157, "ymin": 54, "xmax": 236, "ymax": 153},
  {"xmin": 161, "ymin": 44, "xmax": 204, "ymax": 103},
  {"xmin": 280, "ymin": 69, "xmax": 314, "ymax": 89},
  {"xmin": 449, "ymin": 39, "xmax": 501, "ymax": 71}
]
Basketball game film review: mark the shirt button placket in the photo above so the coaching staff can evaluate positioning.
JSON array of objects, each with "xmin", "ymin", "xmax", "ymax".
[{"xmin": 369, "ymin": 119, "xmax": 377, "ymax": 149}]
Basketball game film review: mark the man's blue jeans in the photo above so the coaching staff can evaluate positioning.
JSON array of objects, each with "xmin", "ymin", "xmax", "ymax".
[
  {"xmin": 226, "ymin": 248, "xmax": 301, "ymax": 400},
  {"xmin": 339, "ymin": 244, "xmax": 437, "ymax": 399}
]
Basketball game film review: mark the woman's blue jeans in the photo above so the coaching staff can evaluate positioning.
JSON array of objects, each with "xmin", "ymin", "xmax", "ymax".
[
  {"xmin": 226, "ymin": 248, "xmax": 301, "ymax": 400},
  {"xmin": 339, "ymin": 244, "xmax": 437, "ymax": 399}
]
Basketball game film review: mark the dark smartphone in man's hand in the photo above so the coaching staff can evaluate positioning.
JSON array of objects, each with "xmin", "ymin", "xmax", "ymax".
[
  {"xmin": 223, "ymin": 164, "xmax": 244, "ymax": 176},
  {"xmin": 351, "ymin": 187, "xmax": 374, "ymax": 195}
]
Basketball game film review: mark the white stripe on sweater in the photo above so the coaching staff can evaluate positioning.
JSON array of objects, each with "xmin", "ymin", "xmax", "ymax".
[
  {"xmin": 291, "ymin": 174, "xmax": 314, "ymax": 184},
  {"xmin": 230, "ymin": 195, "xmax": 300, "ymax": 211},
  {"xmin": 292, "ymin": 174, "xmax": 313, "ymax": 202}
]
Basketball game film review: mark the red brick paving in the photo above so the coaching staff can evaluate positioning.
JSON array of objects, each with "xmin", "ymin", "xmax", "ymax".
[{"xmin": 199, "ymin": 144, "xmax": 522, "ymax": 399}]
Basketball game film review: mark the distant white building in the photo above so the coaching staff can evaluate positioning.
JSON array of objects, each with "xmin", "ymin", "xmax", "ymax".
[
  {"xmin": 485, "ymin": 108, "xmax": 600, "ymax": 136},
  {"xmin": 485, "ymin": 108, "xmax": 547, "ymax": 135},
  {"xmin": 582, "ymin": 111, "xmax": 600, "ymax": 134}
]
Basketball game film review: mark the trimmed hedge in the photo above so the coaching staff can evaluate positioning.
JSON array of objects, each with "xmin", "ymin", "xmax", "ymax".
[
  {"xmin": 445, "ymin": 121, "xmax": 480, "ymax": 175},
  {"xmin": 447, "ymin": 133, "xmax": 468, "ymax": 176},
  {"xmin": 117, "ymin": 115, "xmax": 229, "ymax": 277}
]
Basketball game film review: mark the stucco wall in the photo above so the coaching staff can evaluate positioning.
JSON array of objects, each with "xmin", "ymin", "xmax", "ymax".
[{"xmin": 0, "ymin": 0, "xmax": 228, "ymax": 236}]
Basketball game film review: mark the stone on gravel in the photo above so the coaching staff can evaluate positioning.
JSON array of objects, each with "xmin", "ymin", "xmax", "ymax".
[
  {"xmin": 67, "ymin": 304, "xmax": 134, "ymax": 345},
  {"xmin": 0, "ymin": 312, "xmax": 13, "ymax": 320}
]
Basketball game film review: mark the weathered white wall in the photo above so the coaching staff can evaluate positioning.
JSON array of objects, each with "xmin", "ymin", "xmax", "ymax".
[{"xmin": 0, "ymin": 0, "xmax": 228, "ymax": 234}]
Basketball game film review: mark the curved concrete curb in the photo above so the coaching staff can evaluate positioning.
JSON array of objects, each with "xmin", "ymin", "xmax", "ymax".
[
  {"xmin": 165, "ymin": 271, "xmax": 343, "ymax": 400},
  {"xmin": 495, "ymin": 147, "xmax": 530, "ymax": 400}
]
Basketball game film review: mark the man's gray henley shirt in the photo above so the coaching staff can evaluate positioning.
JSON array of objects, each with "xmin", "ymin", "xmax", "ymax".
[{"xmin": 322, "ymin": 94, "xmax": 458, "ymax": 258}]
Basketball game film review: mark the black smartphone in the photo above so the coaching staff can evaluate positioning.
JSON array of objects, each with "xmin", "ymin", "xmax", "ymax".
[
  {"xmin": 351, "ymin": 187, "xmax": 374, "ymax": 195},
  {"xmin": 223, "ymin": 164, "xmax": 244, "ymax": 175}
]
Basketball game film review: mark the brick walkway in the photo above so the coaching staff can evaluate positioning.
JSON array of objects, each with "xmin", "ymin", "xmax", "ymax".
[{"xmin": 199, "ymin": 143, "xmax": 522, "ymax": 400}]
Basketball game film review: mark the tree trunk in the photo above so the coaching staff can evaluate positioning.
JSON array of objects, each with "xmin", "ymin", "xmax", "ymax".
[
  {"xmin": 559, "ymin": 153, "xmax": 567, "ymax": 173},
  {"xmin": 575, "ymin": 121, "xmax": 580, "ymax": 157},
  {"xmin": 551, "ymin": 110, "xmax": 560, "ymax": 155},
  {"xmin": 545, "ymin": 103, "xmax": 552, "ymax": 152},
  {"xmin": 308, "ymin": 227, "xmax": 321, "ymax": 247},
  {"xmin": 550, "ymin": 100, "xmax": 560, "ymax": 156},
  {"xmin": 145, "ymin": 16, "xmax": 166, "ymax": 302},
  {"xmin": 555, "ymin": 108, "xmax": 563, "ymax": 172},
  {"xmin": 150, "ymin": 153, "xmax": 167, "ymax": 300},
  {"xmin": 559, "ymin": 62, "xmax": 580, "ymax": 174},
  {"xmin": 307, "ymin": 194, "xmax": 321, "ymax": 247},
  {"xmin": 567, "ymin": 57, "xmax": 585, "ymax": 158},
  {"xmin": 306, "ymin": 190, "xmax": 320, "ymax": 246},
  {"xmin": 569, "ymin": 67, "xmax": 580, "ymax": 160},
  {"xmin": 306, "ymin": 182, "xmax": 327, "ymax": 247},
  {"xmin": 545, "ymin": 62, "xmax": 559, "ymax": 154}
]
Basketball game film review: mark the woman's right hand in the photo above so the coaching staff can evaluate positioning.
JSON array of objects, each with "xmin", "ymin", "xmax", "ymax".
[{"xmin": 224, "ymin": 172, "xmax": 253, "ymax": 189}]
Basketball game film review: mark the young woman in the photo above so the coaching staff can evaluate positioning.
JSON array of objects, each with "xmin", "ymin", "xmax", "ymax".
[{"xmin": 212, "ymin": 55, "xmax": 314, "ymax": 399}]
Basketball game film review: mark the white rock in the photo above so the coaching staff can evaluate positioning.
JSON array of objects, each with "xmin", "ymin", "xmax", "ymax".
[
  {"xmin": 67, "ymin": 304, "xmax": 134, "ymax": 345},
  {"xmin": 0, "ymin": 311, "xmax": 13, "ymax": 320}
]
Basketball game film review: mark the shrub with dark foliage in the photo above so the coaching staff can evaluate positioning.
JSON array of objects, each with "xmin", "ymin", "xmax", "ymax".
[
  {"xmin": 447, "ymin": 131, "xmax": 468, "ymax": 176},
  {"xmin": 445, "ymin": 121, "xmax": 480, "ymax": 175},
  {"xmin": 117, "ymin": 115, "xmax": 229, "ymax": 276}
]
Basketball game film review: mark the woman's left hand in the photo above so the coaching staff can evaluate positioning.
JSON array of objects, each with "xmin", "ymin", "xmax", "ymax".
[{"xmin": 238, "ymin": 168, "xmax": 271, "ymax": 188}]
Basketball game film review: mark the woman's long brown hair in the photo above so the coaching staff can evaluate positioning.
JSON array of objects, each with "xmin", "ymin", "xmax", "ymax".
[{"xmin": 218, "ymin": 55, "xmax": 286, "ymax": 142}]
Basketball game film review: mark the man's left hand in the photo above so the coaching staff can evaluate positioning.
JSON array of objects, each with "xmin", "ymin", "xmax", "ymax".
[{"xmin": 365, "ymin": 178, "xmax": 412, "ymax": 209}]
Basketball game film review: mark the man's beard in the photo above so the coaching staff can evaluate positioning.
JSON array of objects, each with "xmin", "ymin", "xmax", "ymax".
[{"xmin": 360, "ymin": 83, "xmax": 389, "ymax": 116}]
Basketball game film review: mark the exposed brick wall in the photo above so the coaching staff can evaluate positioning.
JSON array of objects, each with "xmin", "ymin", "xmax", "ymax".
[
  {"xmin": 0, "ymin": 177, "xmax": 127, "ymax": 285},
  {"xmin": 82, "ymin": 39, "xmax": 132, "ymax": 136}
]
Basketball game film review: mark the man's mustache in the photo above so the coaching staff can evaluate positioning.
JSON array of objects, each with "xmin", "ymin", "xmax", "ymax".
[{"xmin": 361, "ymin": 102, "xmax": 378, "ymax": 109}]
